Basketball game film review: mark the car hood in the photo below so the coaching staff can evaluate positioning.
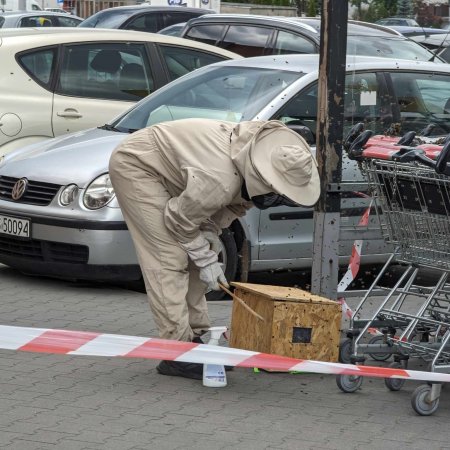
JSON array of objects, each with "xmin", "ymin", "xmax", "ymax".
[{"xmin": 1, "ymin": 128, "xmax": 129, "ymax": 188}]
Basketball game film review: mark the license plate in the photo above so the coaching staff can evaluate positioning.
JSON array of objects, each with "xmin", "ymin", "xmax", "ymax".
[{"xmin": 0, "ymin": 215, "xmax": 30, "ymax": 238}]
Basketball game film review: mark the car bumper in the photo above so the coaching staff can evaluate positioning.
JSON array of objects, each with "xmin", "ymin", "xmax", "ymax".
[{"xmin": 0, "ymin": 209, "xmax": 141, "ymax": 281}]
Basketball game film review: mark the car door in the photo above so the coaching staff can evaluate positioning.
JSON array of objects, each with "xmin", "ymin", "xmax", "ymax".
[{"xmin": 52, "ymin": 42, "xmax": 154, "ymax": 137}]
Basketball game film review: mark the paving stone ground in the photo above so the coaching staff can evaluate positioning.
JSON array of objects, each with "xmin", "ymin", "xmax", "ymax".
[{"xmin": 0, "ymin": 264, "xmax": 449, "ymax": 450}]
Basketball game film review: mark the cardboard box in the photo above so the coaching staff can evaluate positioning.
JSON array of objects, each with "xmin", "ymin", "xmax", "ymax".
[{"xmin": 230, "ymin": 282, "xmax": 341, "ymax": 362}]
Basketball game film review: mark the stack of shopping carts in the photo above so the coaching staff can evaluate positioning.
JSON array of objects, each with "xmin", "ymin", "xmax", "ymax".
[{"xmin": 337, "ymin": 124, "xmax": 450, "ymax": 415}]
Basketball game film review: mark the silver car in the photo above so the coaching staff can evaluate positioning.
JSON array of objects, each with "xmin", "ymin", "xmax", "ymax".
[
  {"xmin": 0, "ymin": 11, "xmax": 83, "ymax": 27},
  {"xmin": 1, "ymin": 54, "xmax": 450, "ymax": 294}
]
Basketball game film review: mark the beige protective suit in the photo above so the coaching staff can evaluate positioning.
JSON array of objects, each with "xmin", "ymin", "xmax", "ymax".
[{"xmin": 109, "ymin": 118, "xmax": 298, "ymax": 342}]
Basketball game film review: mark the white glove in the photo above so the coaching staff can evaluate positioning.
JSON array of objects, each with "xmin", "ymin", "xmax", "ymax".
[
  {"xmin": 180, "ymin": 234, "xmax": 217, "ymax": 268},
  {"xmin": 199, "ymin": 261, "xmax": 229, "ymax": 292},
  {"xmin": 180, "ymin": 234, "xmax": 229, "ymax": 292},
  {"xmin": 202, "ymin": 230, "xmax": 222, "ymax": 255}
]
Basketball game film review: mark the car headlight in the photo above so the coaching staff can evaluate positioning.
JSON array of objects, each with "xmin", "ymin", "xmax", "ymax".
[
  {"xmin": 83, "ymin": 173, "xmax": 115, "ymax": 210},
  {"xmin": 59, "ymin": 184, "xmax": 79, "ymax": 206}
]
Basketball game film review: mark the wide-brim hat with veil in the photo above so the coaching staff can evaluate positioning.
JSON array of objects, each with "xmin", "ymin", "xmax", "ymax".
[{"xmin": 230, "ymin": 120, "xmax": 320, "ymax": 206}]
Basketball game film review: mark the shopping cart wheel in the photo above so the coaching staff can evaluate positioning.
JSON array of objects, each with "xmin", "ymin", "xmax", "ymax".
[
  {"xmin": 368, "ymin": 335, "xmax": 391, "ymax": 362},
  {"xmin": 336, "ymin": 374, "xmax": 363, "ymax": 393},
  {"xmin": 338, "ymin": 338, "xmax": 353, "ymax": 364},
  {"xmin": 411, "ymin": 384, "xmax": 440, "ymax": 416},
  {"xmin": 384, "ymin": 362, "xmax": 406, "ymax": 391}
]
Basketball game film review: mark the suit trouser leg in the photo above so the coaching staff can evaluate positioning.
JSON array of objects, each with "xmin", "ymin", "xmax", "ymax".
[{"xmin": 109, "ymin": 153, "xmax": 211, "ymax": 342}]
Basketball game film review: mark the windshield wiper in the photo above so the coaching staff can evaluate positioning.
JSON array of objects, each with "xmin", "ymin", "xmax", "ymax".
[{"xmin": 98, "ymin": 124, "xmax": 122, "ymax": 132}]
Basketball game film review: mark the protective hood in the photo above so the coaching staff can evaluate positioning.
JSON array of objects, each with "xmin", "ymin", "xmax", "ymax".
[{"xmin": 230, "ymin": 120, "xmax": 320, "ymax": 207}]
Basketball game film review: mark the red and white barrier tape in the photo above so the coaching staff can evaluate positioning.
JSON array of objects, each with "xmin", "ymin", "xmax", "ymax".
[
  {"xmin": 1, "ymin": 324, "xmax": 450, "ymax": 383},
  {"xmin": 337, "ymin": 201, "xmax": 372, "ymax": 295},
  {"xmin": 337, "ymin": 200, "xmax": 380, "ymax": 335}
]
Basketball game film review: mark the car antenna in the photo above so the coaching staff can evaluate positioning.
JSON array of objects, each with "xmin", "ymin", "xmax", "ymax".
[{"xmin": 429, "ymin": 27, "xmax": 450, "ymax": 62}]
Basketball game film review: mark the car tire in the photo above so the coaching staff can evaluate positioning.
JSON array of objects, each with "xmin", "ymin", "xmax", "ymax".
[{"xmin": 207, "ymin": 228, "xmax": 238, "ymax": 301}]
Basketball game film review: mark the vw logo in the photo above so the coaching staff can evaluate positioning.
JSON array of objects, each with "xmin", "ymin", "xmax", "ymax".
[{"xmin": 11, "ymin": 178, "xmax": 28, "ymax": 201}]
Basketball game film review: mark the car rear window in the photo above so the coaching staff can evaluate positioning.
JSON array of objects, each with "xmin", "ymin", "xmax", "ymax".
[
  {"xmin": 57, "ymin": 16, "xmax": 83, "ymax": 26},
  {"xmin": 18, "ymin": 48, "xmax": 56, "ymax": 86}
]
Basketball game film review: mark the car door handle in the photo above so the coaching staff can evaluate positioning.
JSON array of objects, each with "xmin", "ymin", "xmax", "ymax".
[{"xmin": 56, "ymin": 109, "xmax": 83, "ymax": 119}]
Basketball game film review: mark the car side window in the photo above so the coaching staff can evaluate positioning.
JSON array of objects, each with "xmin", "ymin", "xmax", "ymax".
[
  {"xmin": 0, "ymin": 17, "xmax": 5, "ymax": 28},
  {"xmin": 159, "ymin": 44, "xmax": 227, "ymax": 81},
  {"xmin": 17, "ymin": 48, "xmax": 56, "ymax": 87},
  {"xmin": 56, "ymin": 16, "xmax": 83, "ymax": 27},
  {"xmin": 163, "ymin": 12, "xmax": 197, "ymax": 29},
  {"xmin": 19, "ymin": 16, "xmax": 53, "ymax": 27},
  {"xmin": 125, "ymin": 13, "xmax": 159, "ymax": 32},
  {"xmin": 272, "ymin": 83, "xmax": 319, "ymax": 140},
  {"xmin": 273, "ymin": 72, "xmax": 391, "ymax": 139},
  {"xmin": 389, "ymin": 71, "xmax": 450, "ymax": 136},
  {"xmin": 273, "ymin": 31, "xmax": 316, "ymax": 55},
  {"xmin": 56, "ymin": 43, "xmax": 154, "ymax": 101},
  {"xmin": 184, "ymin": 24, "xmax": 225, "ymax": 46},
  {"xmin": 221, "ymin": 25, "xmax": 272, "ymax": 57},
  {"xmin": 344, "ymin": 72, "xmax": 392, "ymax": 135}
]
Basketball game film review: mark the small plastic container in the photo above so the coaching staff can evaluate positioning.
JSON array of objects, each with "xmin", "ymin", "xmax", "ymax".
[{"xmin": 203, "ymin": 326, "xmax": 228, "ymax": 388}]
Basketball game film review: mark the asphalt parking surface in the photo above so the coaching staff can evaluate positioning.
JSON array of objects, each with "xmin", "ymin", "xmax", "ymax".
[{"xmin": 0, "ymin": 264, "xmax": 449, "ymax": 450}]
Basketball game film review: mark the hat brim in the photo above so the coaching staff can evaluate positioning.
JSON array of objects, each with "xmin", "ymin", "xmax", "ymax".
[{"xmin": 249, "ymin": 128, "xmax": 321, "ymax": 207}]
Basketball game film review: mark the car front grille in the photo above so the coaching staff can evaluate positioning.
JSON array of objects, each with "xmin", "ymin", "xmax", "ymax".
[
  {"xmin": 0, "ymin": 176, "xmax": 61, "ymax": 205},
  {"xmin": 0, "ymin": 236, "xmax": 89, "ymax": 264}
]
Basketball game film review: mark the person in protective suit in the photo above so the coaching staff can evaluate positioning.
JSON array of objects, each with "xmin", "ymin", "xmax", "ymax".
[{"xmin": 109, "ymin": 118, "xmax": 320, "ymax": 380}]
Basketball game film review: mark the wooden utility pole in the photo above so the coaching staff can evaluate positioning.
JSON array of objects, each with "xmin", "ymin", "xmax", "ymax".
[{"xmin": 311, "ymin": 0, "xmax": 348, "ymax": 300}]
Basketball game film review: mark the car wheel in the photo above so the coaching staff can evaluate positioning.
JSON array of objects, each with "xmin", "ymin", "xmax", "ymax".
[{"xmin": 207, "ymin": 228, "xmax": 238, "ymax": 301}]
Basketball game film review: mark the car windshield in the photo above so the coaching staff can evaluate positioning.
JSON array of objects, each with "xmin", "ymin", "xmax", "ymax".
[
  {"xmin": 79, "ymin": 10, "xmax": 135, "ymax": 28},
  {"xmin": 112, "ymin": 65, "xmax": 302, "ymax": 132},
  {"xmin": 347, "ymin": 35, "xmax": 441, "ymax": 61}
]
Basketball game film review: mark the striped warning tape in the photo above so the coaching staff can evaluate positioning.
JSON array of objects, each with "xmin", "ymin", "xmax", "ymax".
[
  {"xmin": 1, "ymin": 324, "xmax": 450, "ymax": 383},
  {"xmin": 336, "ymin": 200, "xmax": 380, "ymax": 336}
]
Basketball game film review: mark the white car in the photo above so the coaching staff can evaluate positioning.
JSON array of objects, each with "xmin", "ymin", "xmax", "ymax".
[{"xmin": 0, "ymin": 28, "xmax": 239, "ymax": 154}]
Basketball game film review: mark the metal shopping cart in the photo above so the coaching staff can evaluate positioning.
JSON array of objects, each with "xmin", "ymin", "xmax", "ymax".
[{"xmin": 335, "ymin": 124, "xmax": 450, "ymax": 415}]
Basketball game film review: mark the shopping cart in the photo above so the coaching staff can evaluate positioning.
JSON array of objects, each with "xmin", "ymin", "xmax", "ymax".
[{"xmin": 336, "ymin": 124, "xmax": 450, "ymax": 415}]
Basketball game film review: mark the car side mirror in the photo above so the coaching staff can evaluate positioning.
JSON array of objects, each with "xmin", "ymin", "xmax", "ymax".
[{"xmin": 286, "ymin": 124, "xmax": 315, "ymax": 146}]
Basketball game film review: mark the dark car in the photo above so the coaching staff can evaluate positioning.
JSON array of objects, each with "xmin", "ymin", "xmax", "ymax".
[
  {"xmin": 0, "ymin": 11, "xmax": 83, "ymax": 28},
  {"xmin": 179, "ymin": 15, "xmax": 443, "ymax": 62},
  {"xmin": 79, "ymin": 6, "xmax": 214, "ymax": 34}
]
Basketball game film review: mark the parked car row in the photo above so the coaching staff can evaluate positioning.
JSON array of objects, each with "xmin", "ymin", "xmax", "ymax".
[
  {"xmin": 178, "ymin": 16, "xmax": 444, "ymax": 61},
  {"xmin": 1, "ymin": 10, "xmax": 450, "ymax": 295},
  {"xmin": 1, "ymin": 54, "xmax": 450, "ymax": 295}
]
